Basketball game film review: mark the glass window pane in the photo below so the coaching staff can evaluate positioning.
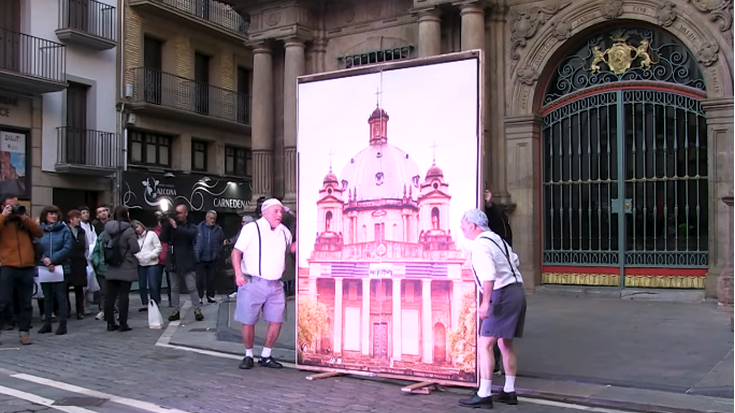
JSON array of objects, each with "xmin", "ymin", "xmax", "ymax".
[
  {"xmin": 131, "ymin": 141, "xmax": 142, "ymax": 162},
  {"xmin": 146, "ymin": 144, "xmax": 156, "ymax": 164},
  {"xmin": 159, "ymin": 146, "xmax": 169, "ymax": 166},
  {"xmin": 194, "ymin": 152, "xmax": 205, "ymax": 170},
  {"xmin": 225, "ymin": 156, "xmax": 234, "ymax": 174}
]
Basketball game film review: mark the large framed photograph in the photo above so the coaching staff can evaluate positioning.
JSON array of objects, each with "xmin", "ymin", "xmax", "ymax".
[{"xmin": 296, "ymin": 51, "xmax": 483, "ymax": 386}]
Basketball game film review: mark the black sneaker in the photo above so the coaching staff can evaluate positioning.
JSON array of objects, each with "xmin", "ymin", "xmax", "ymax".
[
  {"xmin": 496, "ymin": 390, "xmax": 518, "ymax": 405},
  {"xmin": 239, "ymin": 356, "xmax": 254, "ymax": 370},
  {"xmin": 459, "ymin": 394, "xmax": 493, "ymax": 408},
  {"xmin": 207, "ymin": 297, "xmax": 216, "ymax": 304},
  {"xmin": 168, "ymin": 311, "xmax": 180, "ymax": 321},
  {"xmin": 194, "ymin": 309, "xmax": 204, "ymax": 321},
  {"xmin": 258, "ymin": 356, "xmax": 283, "ymax": 369}
]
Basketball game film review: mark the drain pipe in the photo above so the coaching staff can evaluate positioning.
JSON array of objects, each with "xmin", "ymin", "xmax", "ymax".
[{"xmin": 114, "ymin": 1, "xmax": 128, "ymax": 207}]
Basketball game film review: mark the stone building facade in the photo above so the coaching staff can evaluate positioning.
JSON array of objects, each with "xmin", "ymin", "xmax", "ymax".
[
  {"xmin": 119, "ymin": 0, "xmax": 254, "ymax": 232},
  {"xmin": 226, "ymin": 0, "xmax": 733, "ymax": 296}
]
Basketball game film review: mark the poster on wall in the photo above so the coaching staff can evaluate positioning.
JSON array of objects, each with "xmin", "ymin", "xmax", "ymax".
[
  {"xmin": 296, "ymin": 51, "xmax": 482, "ymax": 386},
  {"xmin": 0, "ymin": 130, "xmax": 28, "ymax": 199}
]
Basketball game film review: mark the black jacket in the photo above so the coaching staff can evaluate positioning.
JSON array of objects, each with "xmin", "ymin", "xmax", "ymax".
[
  {"xmin": 159, "ymin": 220, "xmax": 198, "ymax": 273},
  {"xmin": 484, "ymin": 203, "xmax": 513, "ymax": 247}
]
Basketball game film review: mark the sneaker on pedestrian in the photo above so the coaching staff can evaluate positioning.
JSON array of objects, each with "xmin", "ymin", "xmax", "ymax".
[
  {"xmin": 239, "ymin": 356, "xmax": 254, "ymax": 370},
  {"xmin": 168, "ymin": 311, "xmax": 180, "ymax": 321},
  {"xmin": 228, "ymin": 292, "xmax": 237, "ymax": 299},
  {"xmin": 138, "ymin": 307, "xmax": 148, "ymax": 312},
  {"xmin": 194, "ymin": 309, "xmax": 204, "ymax": 321},
  {"xmin": 38, "ymin": 324, "xmax": 52, "ymax": 334},
  {"xmin": 258, "ymin": 356, "xmax": 283, "ymax": 369},
  {"xmin": 493, "ymin": 368, "xmax": 502, "ymax": 377},
  {"xmin": 18, "ymin": 334, "xmax": 32, "ymax": 346},
  {"xmin": 55, "ymin": 324, "xmax": 67, "ymax": 336},
  {"xmin": 207, "ymin": 296, "xmax": 216, "ymax": 304},
  {"xmin": 95, "ymin": 311, "xmax": 104, "ymax": 321}
]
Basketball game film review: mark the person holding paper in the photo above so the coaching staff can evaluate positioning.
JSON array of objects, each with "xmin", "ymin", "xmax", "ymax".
[
  {"xmin": 37, "ymin": 205, "xmax": 74, "ymax": 336},
  {"xmin": 0, "ymin": 195, "xmax": 43, "ymax": 346}
]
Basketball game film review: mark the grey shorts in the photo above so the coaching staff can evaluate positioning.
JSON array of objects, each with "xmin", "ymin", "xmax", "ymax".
[
  {"xmin": 479, "ymin": 283, "xmax": 527, "ymax": 339},
  {"xmin": 234, "ymin": 276, "xmax": 285, "ymax": 325}
]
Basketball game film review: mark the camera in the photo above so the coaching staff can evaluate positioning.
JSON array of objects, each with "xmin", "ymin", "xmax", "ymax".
[{"xmin": 10, "ymin": 204, "xmax": 26, "ymax": 216}]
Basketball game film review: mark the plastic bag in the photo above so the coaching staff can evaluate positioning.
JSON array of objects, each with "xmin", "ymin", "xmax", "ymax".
[
  {"xmin": 85, "ymin": 264, "xmax": 101, "ymax": 293},
  {"xmin": 148, "ymin": 299, "xmax": 164, "ymax": 330}
]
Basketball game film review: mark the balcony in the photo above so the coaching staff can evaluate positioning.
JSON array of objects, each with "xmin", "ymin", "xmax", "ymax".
[
  {"xmin": 128, "ymin": 67, "xmax": 250, "ymax": 132},
  {"xmin": 55, "ymin": 127, "xmax": 119, "ymax": 174},
  {"xmin": 56, "ymin": 0, "xmax": 118, "ymax": 50},
  {"xmin": 128, "ymin": 0, "xmax": 248, "ymax": 42},
  {"xmin": 0, "ymin": 28, "xmax": 67, "ymax": 94}
]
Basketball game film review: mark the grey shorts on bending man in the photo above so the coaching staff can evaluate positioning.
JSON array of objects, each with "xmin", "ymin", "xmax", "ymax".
[{"xmin": 234, "ymin": 275, "xmax": 285, "ymax": 325}]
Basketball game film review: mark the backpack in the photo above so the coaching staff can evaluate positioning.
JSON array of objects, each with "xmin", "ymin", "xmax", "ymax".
[{"xmin": 103, "ymin": 232, "xmax": 124, "ymax": 267}]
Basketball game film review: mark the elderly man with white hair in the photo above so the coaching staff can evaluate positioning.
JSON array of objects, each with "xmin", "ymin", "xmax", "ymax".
[
  {"xmin": 458, "ymin": 208, "xmax": 527, "ymax": 409},
  {"xmin": 231, "ymin": 198, "xmax": 296, "ymax": 370}
]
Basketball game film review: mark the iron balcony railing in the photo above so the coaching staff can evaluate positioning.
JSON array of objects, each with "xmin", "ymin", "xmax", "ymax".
[
  {"xmin": 129, "ymin": 67, "xmax": 251, "ymax": 125},
  {"xmin": 57, "ymin": 126, "xmax": 119, "ymax": 168},
  {"xmin": 146, "ymin": 0, "xmax": 248, "ymax": 35},
  {"xmin": 0, "ymin": 28, "xmax": 66, "ymax": 83},
  {"xmin": 59, "ymin": 0, "xmax": 118, "ymax": 42}
]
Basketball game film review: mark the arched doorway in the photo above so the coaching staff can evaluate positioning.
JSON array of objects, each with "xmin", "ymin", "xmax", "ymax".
[
  {"xmin": 540, "ymin": 25, "xmax": 709, "ymax": 289},
  {"xmin": 432, "ymin": 322, "xmax": 446, "ymax": 364}
]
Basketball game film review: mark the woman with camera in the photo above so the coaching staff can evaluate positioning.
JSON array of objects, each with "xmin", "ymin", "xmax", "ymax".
[{"xmin": 37, "ymin": 205, "xmax": 73, "ymax": 336}]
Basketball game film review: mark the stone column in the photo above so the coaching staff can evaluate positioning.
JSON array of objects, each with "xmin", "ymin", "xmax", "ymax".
[
  {"xmin": 334, "ymin": 278, "xmax": 344, "ymax": 353},
  {"xmin": 417, "ymin": 8, "xmax": 441, "ymax": 58},
  {"xmin": 250, "ymin": 42, "xmax": 275, "ymax": 204},
  {"xmin": 283, "ymin": 37, "xmax": 306, "ymax": 208},
  {"xmin": 504, "ymin": 115, "xmax": 542, "ymax": 289},
  {"xmin": 485, "ymin": 6, "xmax": 511, "ymax": 205},
  {"xmin": 458, "ymin": 1, "xmax": 485, "ymax": 51},
  {"xmin": 361, "ymin": 278, "xmax": 371, "ymax": 356},
  {"xmin": 718, "ymin": 195, "xmax": 734, "ymax": 313},
  {"xmin": 702, "ymin": 97, "xmax": 734, "ymax": 298},
  {"xmin": 392, "ymin": 279, "xmax": 402, "ymax": 361},
  {"xmin": 421, "ymin": 279, "xmax": 433, "ymax": 363}
]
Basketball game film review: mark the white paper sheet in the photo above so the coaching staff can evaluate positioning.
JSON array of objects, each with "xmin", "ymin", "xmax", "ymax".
[{"xmin": 37, "ymin": 265, "xmax": 64, "ymax": 283}]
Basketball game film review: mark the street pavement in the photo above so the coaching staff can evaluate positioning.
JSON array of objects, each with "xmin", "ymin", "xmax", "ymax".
[{"xmin": 0, "ymin": 299, "xmax": 631, "ymax": 413}]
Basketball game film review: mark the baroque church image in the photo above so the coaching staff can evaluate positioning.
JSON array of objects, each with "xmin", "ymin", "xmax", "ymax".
[{"xmin": 297, "ymin": 102, "xmax": 478, "ymax": 382}]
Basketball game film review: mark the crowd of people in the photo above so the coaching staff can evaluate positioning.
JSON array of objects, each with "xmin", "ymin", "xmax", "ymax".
[
  {"xmin": 0, "ymin": 191, "xmax": 527, "ymax": 409},
  {"xmin": 0, "ymin": 194, "xmax": 241, "ymax": 341}
]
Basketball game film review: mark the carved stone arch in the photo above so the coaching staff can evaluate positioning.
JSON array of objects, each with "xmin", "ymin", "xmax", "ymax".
[{"xmin": 507, "ymin": 0, "xmax": 733, "ymax": 115}]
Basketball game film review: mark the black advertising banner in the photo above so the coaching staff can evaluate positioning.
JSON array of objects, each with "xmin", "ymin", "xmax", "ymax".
[{"xmin": 121, "ymin": 171, "xmax": 252, "ymax": 213}]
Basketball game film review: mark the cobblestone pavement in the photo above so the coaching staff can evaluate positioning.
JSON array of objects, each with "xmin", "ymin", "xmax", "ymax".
[{"xmin": 0, "ymin": 299, "xmax": 633, "ymax": 413}]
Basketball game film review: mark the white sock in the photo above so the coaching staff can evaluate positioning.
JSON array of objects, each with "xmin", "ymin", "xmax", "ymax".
[
  {"xmin": 245, "ymin": 348, "xmax": 253, "ymax": 358},
  {"xmin": 478, "ymin": 379, "xmax": 492, "ymax": 398},
  {"xmin": 261, "ymin": 347, "xmax": 272, "ymax": 358},
  {"xmin": 504, "ymin": 375, "xmax": 516, "ymax": 393}
]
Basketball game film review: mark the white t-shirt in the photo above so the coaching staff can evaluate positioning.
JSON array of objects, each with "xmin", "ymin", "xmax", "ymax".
[
  {"xmin": 470, "ymin": 230, "xmax": 522, "ymax": 292},
  {"xmin": 233, "ymin": 217, "xmax": 292, "ymax": 280}
]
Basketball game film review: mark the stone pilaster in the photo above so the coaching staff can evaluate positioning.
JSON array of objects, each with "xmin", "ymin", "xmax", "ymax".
[
  {"xmin": 702, "ymin": 97, "xmax": 734, "ymax": 298},
  {"xmin": 458, "ymin": 1, "xmax": 485, "ymax": 51},
  {"xmin": 250, "ymin": 43, "xmax": 275, "ymax": 202},
  {"xmin": 504, "ymin": 115, "xmax": 542, "ymax": 290},
  {"xmin": 718, "ymin": 194, "xmax": 734, "ymax": 312},
  {"xmin": 417, "ymin": 8, "xmax": 442, "ymax": 57},
  {"xmin": 283, "ymin": 37, "xmax": 306, "ymax": 207}
]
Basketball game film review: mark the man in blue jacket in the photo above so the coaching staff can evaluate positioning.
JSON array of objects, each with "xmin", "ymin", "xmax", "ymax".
[
  {"xmin": 159, "ymin": 204, "xmax": 201, "ymax": 322},
  {"xmin": 194, "ymin": 210, "xmax": 224, "ymax": 304}
]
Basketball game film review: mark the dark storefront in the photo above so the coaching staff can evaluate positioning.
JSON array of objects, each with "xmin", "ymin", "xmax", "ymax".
[{"xmin": 121, "ymin": 171, "xmax": 252, "ymax": 294}]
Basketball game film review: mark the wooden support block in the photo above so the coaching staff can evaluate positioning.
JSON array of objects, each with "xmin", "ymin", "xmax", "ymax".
[
  {"xmin": 401, "ymin": 381, "xmax": 437, "ymax": 395},
  {"xmin": 306, "ymin": 371, "xmax": 343, "ymax": 381}
]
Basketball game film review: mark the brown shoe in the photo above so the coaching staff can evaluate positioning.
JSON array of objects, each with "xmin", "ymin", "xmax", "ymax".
[{"xmin": 19, "ymin": 334, "xmax": 32, "ymax": 346}]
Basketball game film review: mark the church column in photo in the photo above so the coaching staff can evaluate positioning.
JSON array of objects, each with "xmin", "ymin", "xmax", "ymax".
[
  {"xmin": 334, "ymin": 277, "xmax": 344, "ymax": 353},
  {"xmin": 459, "ymin": 1, "xmax": 485, "ymax": 51},
  {"xmin": 362, "ymin": 278, "xmax": 371, "ymax": 356},
  {"xmin": 250, "ymin": 41, "xmax": 275, "ymax": 202},
  {"xmin": 451, "ymin": 280, "xmax": 463, "ymax": 328},
  {"xmin": 421, "ymin": 279, "xmax": 433, "ymax": 363},
  {"xmin": 417, "ymin": 8, "xmax": 441, "ymax": 58},
  {"xmin": 392, "ymin": 278, "xmax": 402, "ymax": 361},
  {"xmin": 283, "ymin": 36, "xmax": 306, "ymax": 206}
]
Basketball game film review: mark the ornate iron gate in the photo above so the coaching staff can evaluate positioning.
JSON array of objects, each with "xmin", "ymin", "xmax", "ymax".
[{"xmin": 540, "ymin": 26, "xmax": 709, "ymax": 288}]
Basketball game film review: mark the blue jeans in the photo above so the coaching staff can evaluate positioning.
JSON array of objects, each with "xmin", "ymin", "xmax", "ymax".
[{"xmin": 138, "ymin": 265, "xmax": 162, "ymax": 305}]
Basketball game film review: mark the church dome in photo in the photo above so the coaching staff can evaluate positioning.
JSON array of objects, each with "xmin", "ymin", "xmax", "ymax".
[
  {"xmin": 340, "ymin": 144, "xmax": 421, "ymax": 201},
  {"xmin": 338, "ymin": 104, "xmax": 421, "ymax": 202}
]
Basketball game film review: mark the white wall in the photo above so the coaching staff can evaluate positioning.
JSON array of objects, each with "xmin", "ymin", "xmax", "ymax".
[{"xmin": 22, "ymin": 0, "xmax": 118, "ymax": 172}]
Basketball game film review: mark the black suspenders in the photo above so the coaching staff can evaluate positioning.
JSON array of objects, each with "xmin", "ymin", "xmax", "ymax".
[
  {"xmin": 470, "ymin": 235, "xmax": 520, "ymax": 292},
  {"xmin": 254, "ymin": 223, "xmax": 289, "ymax": 277}
]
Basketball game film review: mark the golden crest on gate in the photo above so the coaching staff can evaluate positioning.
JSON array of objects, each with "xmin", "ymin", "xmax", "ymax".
[{"xmin": 589, "ymin": 36, "xmax": 655, "ymax": 75}]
